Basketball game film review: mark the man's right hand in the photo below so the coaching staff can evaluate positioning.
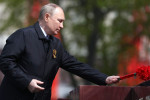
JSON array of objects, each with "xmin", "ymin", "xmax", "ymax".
[{"xmin": 28, "ymin": 79, "xmax": 45, "ymax": 93}]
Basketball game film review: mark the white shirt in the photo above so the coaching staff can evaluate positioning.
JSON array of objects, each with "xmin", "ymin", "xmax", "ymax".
[{"xmin": 39, "ymin": 25, "xmax": 48, "ymax": 38}]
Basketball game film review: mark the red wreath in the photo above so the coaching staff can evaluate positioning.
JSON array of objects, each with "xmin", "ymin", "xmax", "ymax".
[{"xmin": 119, "ymin": 65, "xmax": 150, "ymax": 81}]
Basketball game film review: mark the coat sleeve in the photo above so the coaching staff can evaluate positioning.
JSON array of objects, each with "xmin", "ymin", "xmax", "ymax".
[
  {"xmin": 59, "ymin": 43, "xmax": 108, "ymax": 85},
  {"xmin": 0, "ymin": 29, "xmax": 32, "ymax": 89}
]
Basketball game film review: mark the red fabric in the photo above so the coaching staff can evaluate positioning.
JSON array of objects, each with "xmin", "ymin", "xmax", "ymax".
[
  {"xmin": 31, "ymin": 1, "xmax": 41, "ymax": 19},
  {"xmin": 51, "ymin": 70, "xmax": 60, "ymax": 100}
]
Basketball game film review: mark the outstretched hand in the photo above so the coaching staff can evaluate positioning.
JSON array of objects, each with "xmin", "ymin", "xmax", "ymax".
[
  {"xmin": 105, "ymin": 76, "xmax": 120, "ymax": 85},
  {"xmin": 28, "ymin": 79, "xmax": 45, "ymax": 93}
]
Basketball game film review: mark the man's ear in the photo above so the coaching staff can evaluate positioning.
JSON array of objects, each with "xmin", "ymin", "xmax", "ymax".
[{"xmin": 44, "ymin": 13, "xmax": 50, "ymax": 22}]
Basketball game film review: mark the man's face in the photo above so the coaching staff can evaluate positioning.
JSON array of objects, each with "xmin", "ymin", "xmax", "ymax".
[{"xmin": 45, "ymin": 7, "xmax": 65, "ymax": 35}]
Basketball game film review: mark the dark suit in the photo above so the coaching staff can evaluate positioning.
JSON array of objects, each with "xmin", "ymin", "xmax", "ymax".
[{"xmin": 0, "ymin": 22, "xmax": 108, "ymax": 100}]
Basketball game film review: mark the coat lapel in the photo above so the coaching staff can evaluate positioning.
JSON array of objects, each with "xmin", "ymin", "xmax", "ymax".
[{"xmin": 33, "ymin": 22, "xmax": 54, "ymax": 59}]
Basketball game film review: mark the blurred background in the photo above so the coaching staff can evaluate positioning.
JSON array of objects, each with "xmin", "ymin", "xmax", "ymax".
[{"xmin": 0, "ymin": 0, "xmax": 150, "ymax": 99}]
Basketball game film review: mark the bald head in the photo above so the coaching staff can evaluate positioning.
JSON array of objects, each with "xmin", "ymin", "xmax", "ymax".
[{"xmin": 38, "ymin": 3, "xmax": 62, "ymax": 20}]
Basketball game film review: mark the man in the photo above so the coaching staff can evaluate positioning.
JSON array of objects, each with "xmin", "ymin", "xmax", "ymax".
[{"xmin": 0, "ymin": 3, "xmax": 119, "ymax": 100}]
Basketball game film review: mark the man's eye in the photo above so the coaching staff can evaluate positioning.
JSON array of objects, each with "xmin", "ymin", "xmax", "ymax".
[{"xmin": 58, "ymin": 20, "xmax": 63, "ymax": 23}]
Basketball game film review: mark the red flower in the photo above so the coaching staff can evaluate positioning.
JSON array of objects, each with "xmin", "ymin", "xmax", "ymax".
[
  {"xmin": 136, "ymin": 65, "xmax": 150, "ymax": 81},
  {"xmin": 119, "ymin": 65, "xmax": 150, "ymax": 81}
]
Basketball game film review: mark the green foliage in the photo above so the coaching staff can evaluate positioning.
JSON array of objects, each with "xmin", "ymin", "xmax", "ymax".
[
  {"xmin": 0, "ymin": 0, "xmax": 27, "ymax": 32},
  {"xmin": 64, "ymin": 0, "xmax": 150, "ymax": 76}
]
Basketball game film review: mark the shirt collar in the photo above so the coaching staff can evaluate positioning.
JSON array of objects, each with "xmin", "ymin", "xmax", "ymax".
[
  {"xmin": 34, "ymin": 22, "xmax": 53, "ymax": 40},
  {"xmin": 39, "ymin": 25, "xmax": 48, "ymax": 37}
]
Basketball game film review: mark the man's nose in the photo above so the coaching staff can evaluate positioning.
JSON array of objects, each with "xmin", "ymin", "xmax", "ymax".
[{"xmin": 60, "ymin": 23, "xmax": 63, "ymax": 29}]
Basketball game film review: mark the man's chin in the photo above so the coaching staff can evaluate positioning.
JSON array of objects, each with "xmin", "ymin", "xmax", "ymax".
[
  {"xmin": 50, "ymin": 32, "xmax": 57, "ymax": 35},
  {"xmin": 53, "ymin": 32, "xmax": 59, "ymax": 35}
]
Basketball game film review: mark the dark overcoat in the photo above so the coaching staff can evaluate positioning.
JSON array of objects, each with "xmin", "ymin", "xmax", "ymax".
[{"xmin": 0, "ymin": 22, "xmax": 108, "ymax": 100}]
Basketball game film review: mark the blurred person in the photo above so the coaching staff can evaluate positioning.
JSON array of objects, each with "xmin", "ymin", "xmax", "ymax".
[{"xmin": 0, "ymin": 3, "xmax": 120, "ymax": 100}]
